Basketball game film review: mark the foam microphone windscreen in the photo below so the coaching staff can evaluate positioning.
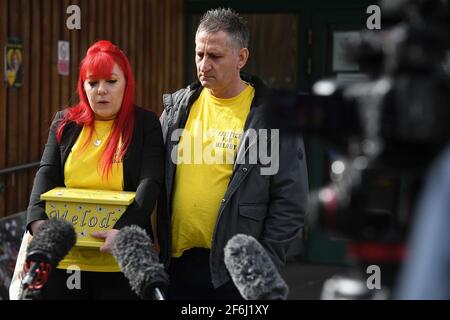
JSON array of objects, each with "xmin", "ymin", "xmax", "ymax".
[
  {"xmin": 112, "ymin": 225, "xmax": 169, "ymax": 299},
  {"xmin": 224, "ymin": 234, "xmax": 289, "ymax": 300},
  {"xmin": 27, "ymin": 218, "xmax": 77, "ymax": 266}
]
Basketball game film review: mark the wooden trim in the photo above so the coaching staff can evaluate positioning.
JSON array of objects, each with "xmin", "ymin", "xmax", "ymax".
[
  {"xmin": 17, "ymin": 0, "xmax": 31, "ymax": 213},
  {"xmin": 29, "ymin": 0, "xmax": 42, "ymax": 193},
  {"xmin": 0, "ymin": 0, "xmax": 8, "ymax": 217},
  {"xmin": 50, "ymin": 0, "xmax": 61, "ymax": 118},
  {"xmin": 6, "ymin": 0, "xmax": 21, "ymax": 215}
]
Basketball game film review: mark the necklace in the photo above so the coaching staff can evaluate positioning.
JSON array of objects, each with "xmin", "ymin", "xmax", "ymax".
[{"xmin": 93, "ymin": 120, "xmax": 113, "ymax": 147}]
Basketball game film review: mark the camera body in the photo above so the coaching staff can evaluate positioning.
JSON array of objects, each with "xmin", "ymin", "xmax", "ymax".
[{"xmin": 265, "ymin": 0, "xmax": 450, "ymax": 296}]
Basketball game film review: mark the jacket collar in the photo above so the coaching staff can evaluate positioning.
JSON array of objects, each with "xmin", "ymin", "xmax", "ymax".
[
  {"xmin": 186, "ymin": 72, "xmax": 270, "ymax": 107},
  {"xmin": 175, "ymin": 74, "xmax": 271, "ymax": 169}
]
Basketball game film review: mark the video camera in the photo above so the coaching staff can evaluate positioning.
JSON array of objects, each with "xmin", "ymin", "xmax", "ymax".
[{"xmin": 266, "ymin": 0, "xmax": 450, "ymax": 296}]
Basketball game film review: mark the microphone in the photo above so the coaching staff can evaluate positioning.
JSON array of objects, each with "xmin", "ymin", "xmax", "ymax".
[
  {"xmin": 21, "ymin": 219, "xmax": 76, "ymax": 298},
  {"xmin": 112, "ymin": 225, "xmax": 169, "ymax": 300},
  {"xmin": 224, "ymin": 234, "xmax": 289, "ymax": 300}
]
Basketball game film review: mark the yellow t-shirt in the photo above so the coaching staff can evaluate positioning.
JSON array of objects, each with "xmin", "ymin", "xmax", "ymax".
[
  {"xmin": 60, "ymin": 120, "xmax": 124, "ymax": 272},
  {"xmin": 171, "ymin": 84, "xmax": 255, "ymax": 257}
]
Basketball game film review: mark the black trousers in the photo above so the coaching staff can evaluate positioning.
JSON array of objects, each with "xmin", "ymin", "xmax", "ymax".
[
  {"xmin": 167, "ymin": 248, "xmax": 243, "ymax": 300},
  {"xmin": 40, "ymin": 268, "xmax": 139, "ymax": 300}
]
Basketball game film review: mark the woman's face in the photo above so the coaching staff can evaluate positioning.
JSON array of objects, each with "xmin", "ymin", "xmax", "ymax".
[{"xmin": 83, "ymin": 63, "xmax": 126, "ymax": 120}]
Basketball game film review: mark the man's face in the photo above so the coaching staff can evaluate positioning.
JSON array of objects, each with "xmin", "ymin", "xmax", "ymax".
[{"xmin": 195, "ymin": 30, "xmax": 246, "ymax": 93}]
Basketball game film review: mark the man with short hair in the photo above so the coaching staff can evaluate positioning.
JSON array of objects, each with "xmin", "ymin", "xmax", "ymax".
[{"xmin": 157, "ymin": 8, "xmax": 309, "ymax": 299}]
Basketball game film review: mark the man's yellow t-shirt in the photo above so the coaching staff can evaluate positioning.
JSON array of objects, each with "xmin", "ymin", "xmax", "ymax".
[
  {"xmin": 60, "ymin": 120, "xmax": 123, "ymax": 272},
  {"xmin": 171, "ymin": 84, "xmax": 255, "ymax": 258}
]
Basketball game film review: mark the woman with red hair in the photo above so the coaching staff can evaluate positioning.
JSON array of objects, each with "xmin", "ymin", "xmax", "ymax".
[{"xmin": 26, "ymin": 40, "xmax": 164, "ymax": 299}]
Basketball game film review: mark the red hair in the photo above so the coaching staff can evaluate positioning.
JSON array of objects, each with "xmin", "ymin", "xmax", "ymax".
[{"xmin": 57, "ymin": 40, "xmax": 136, "ymax": 178}]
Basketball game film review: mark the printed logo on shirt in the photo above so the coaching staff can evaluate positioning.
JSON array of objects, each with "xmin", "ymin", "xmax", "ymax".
[{"xmin": 170, "ymin": 122, "xmax": 280, "ymax": 175}]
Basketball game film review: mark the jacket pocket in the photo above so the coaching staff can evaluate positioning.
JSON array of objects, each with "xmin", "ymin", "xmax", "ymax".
[
  {"xmin": 239, "ymin": 204, "xmax": 266, "ymax": 221},
  {"xmin": 237, "ymin": 204, "xmax": 267, "ymax": 236}
]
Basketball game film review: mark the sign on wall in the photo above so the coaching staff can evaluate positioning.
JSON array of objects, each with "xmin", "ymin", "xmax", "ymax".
[
  {"xmin": 4, "ymin": 39, "xmax": 23, "ymax": 87},
  {"xmin": 58, "ymin": 41, "xmax": 70, "ymax": 76}
]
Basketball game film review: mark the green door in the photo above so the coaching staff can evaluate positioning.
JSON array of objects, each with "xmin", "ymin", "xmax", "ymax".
[{"xmin": 305, "ymin": 3, "xmax": 373, "ymax": 265}]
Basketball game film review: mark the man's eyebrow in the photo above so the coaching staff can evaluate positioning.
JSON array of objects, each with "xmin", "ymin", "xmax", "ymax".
[{"xmin": 196, "ymin": 50, "xmax": 221, "ymax": 55}]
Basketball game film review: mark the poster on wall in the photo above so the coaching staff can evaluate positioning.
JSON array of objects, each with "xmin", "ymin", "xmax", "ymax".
[
  {"xmin": 58, "ymin": 41, "xmax": 70, "ymax": 76},
  {"xmin": 4, "ymin": 39, "xmax": 23, "ymax": 87},
  {"xmin": 0, "ymin": 212, "xmax": 26, "ymax": 300}
]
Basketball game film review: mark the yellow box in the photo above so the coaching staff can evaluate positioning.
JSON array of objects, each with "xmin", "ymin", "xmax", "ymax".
[{"xmin": 41, "ymin": 187, "xmax": 136, "ymax": 247}]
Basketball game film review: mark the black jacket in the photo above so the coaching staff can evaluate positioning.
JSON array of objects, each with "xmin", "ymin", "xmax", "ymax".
[
  {"xmin": 27, "ymin": 107, "xmax": 165, "ymax": 237},
  {"xmin": 159, "ymin": 74, "xmax": 309, "ymax": 288}
]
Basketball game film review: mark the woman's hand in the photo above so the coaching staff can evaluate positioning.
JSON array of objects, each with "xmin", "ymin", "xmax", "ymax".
[
  {"xmin": 30, "ymin": 220, "xmax": 46, "ymax": 235},
  {"xmin": 91, "ymin": 229, "xmax": 120, "ymax": 254}
]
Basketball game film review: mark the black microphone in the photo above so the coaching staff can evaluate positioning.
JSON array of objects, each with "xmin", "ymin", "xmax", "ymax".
[
  {"xmin": 224, "ymin": 234, "xmax": 289, "ymax": 300},
  {"xmin": 112, "ymin": 225, "xmax": 169, "ymax": 300},
  {"xmin": 21, "ymin": 219, "xmax": 76, "ymax": 298}
]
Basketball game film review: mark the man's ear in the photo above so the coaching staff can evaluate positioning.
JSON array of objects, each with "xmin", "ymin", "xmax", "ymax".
[{"xmin": 237, "ymin": 47, "xmax": 249, "ymax": 70}]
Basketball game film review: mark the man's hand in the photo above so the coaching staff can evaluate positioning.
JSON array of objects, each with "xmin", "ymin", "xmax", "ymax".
[{"xmin": 91, "ymin": 229, "xmax": 120, "ymax": 254}]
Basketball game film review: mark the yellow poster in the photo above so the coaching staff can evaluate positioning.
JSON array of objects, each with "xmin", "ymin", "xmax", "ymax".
[{"xmin": 4, "ymin": 40, "xmax": 23, "ymax": 87}]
